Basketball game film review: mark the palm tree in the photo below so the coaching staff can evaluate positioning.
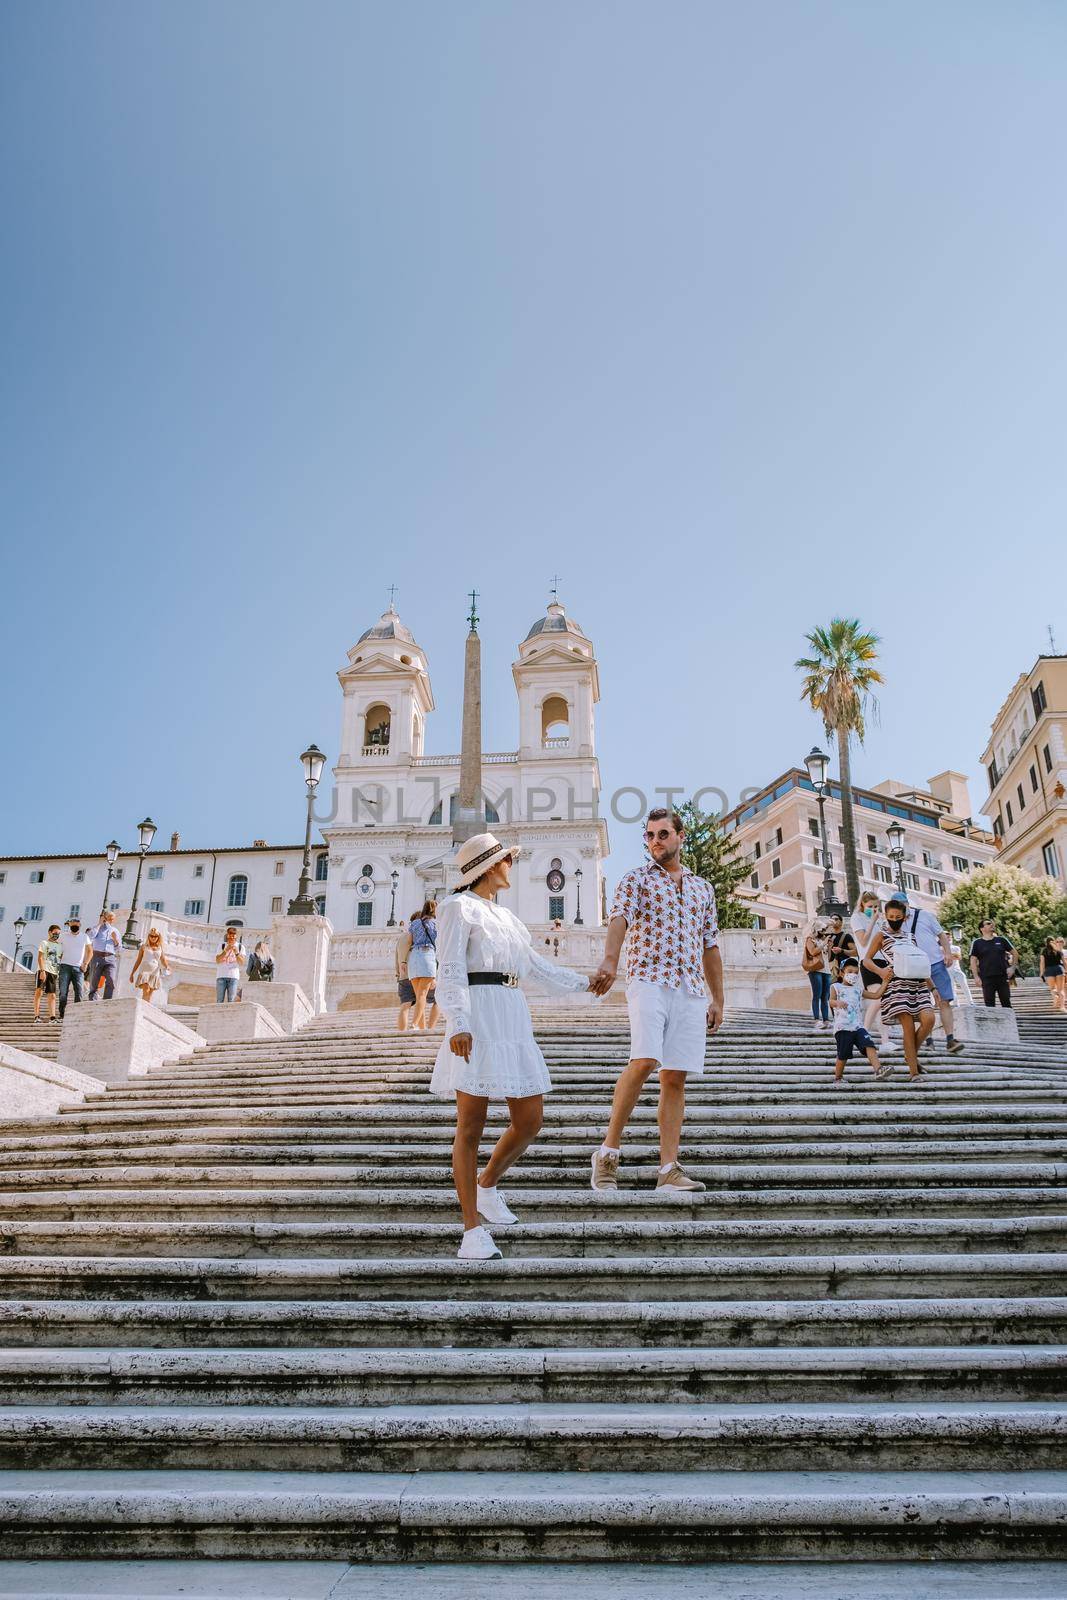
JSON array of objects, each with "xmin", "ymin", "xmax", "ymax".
[{"xmin": 795, "ymin": 619, "xmax": 884, "ymax": 909}]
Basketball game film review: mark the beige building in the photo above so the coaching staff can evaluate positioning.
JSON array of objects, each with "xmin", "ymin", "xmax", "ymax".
[
  {"xmin": 721, "ymin": 768, "xmax": 996, "ymax": 926},
  {"xmin": 979, "ymin": 655, "xmax": 1067, "ymax": 890}
]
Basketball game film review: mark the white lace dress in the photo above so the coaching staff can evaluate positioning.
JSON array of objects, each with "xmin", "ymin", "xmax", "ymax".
[{"xmin": 429, "ymin": 893, "xmax": 589, "ymax": 1100}]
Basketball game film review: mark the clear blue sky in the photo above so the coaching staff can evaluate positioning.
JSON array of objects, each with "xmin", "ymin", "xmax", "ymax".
[{"xmin": 1, "ymin": 0, "xmax": 1063, "ymax": 876}]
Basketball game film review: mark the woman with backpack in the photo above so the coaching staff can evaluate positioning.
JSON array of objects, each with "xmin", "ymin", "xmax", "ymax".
[
  {"xmin": 409, "ymin": 900, "xmax": 438, "ymax": 1030},
  {"xmin": 863, "ymin": 892, "xmax": 936, "ymax": 1083}
]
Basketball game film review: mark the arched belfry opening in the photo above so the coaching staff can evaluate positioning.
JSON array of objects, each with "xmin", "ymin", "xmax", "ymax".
[
  {"xmin": 363, "ymin": 703, "xmax": 391, "ymax": 752},
  {"xmin": 541, "ymin": 694, "xmax": 570, "ymax": 745}
]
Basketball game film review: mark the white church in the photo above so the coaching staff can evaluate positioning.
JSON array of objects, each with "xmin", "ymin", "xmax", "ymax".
[{"xmin": 0, "ymin": 598, "xmax": 611, "ymax": 1011}]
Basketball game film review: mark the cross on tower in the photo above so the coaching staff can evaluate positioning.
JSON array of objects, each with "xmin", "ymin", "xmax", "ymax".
[
  {"xmin": 549, "ymin": 573, "xmax": 560, "ymax": 601},
  {"xmin": 467, "ymin": 589, "xmax": 480, "ymax": 632},
  {"xmin": 387, "ymin": 584, "xmax": 398, "ymax": 611}
]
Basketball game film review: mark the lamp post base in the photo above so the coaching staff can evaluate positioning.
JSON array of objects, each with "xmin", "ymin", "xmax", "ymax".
[{"xmin": 286, "ymin": 894, "xmax": 317, "ymax": 917}]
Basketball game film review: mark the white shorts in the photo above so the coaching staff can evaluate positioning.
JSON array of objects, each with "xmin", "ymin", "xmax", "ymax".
[{"xmin": 626, "ymin": 979, "xmax": 709, "ymax": 1075}]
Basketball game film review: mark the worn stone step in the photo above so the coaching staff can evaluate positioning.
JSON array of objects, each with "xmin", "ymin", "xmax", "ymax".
[
  {"xmin": 2, "ymin": 1184, "xmax": 1062, "ymax": 1222},
  {"xmin": 4, "ymin": 1400, "xmax": 1067, "ymax": 1473},
  {"xmin": 2, "ymin": 1345, "xmax": 1065, "ymax": 1407},
  {"xmin": 2, "ymin": 1250, "xmax": 1065, "ymax": 1303},
  {"xmin": 0, "ymin": 1468, "xmax": 1063, "ymax": 1560},
  {"xmin": 5, "ymin": 1295, "xmax": 1067, "ymax": 1350},
  {"xmin": 3, "ymin": 1214, "xmax": 1065, "ymax": 1259}
]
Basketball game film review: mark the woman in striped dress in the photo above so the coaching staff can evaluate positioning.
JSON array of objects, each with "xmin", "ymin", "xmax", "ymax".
[{"xmin": 864, "ymin": 895, "xmax": 935, "ymax": 1084}]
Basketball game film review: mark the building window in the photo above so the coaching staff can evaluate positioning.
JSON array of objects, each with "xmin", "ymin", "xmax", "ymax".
[
  {"xmin": 1032, "ymin": 681, "xmax": 1047, "ymax": 717},
  {"xmin": 1006, "ymin": 801, "xmax": 1014, "ymax": 827},
  {"xmin": 1043, "ymin": 743, "xmax": 1053, "ymax": 774},
  {"xmin": 355, "ymin": 900, "xmax": 371, "ymax": 926},
  {"xmin": 993, "ymin": 814, "xmax": 1003, "ymax": 838},
  {"xmin": 29, "ymin": 870, "xmax": 45, "ymax": 884},
  {"xmin": 109, "ymin": 902, "xmax": 119, "ymax": 912},
  {"xmin": 753, "ymin": 841, "xmax": 761, "ymax": 860},
  {"xmin": 928, "ymin": 879, "xmax": 945, "ymax": 898},
  {"xmin": 274, "ymin": 861, "xmax": 285, "ymax": 876},
  {"xmin": 113, "ymin": 867, "xmax": 124, "ymax": 880},
  {"xmin": 315, "ymin": 854, "xmax": 329, "ymax": 882},
  {"xmin": 184, "ymin": 900, "xmax": 204, "ymax": 917},
  {"xmin": 0, "ymin": 872, "xmax": 5, "ymax": 884},
  {"xmin": 903, "ymin": 871, "xmax": 920, "ymax": 892},
  {"xmin": 227, "ymin": 874, "xmax": 248, "ymax": 907},
  {"xmin": 987, "ymin": 760, "xmax": 1000, "ymax": 791},
  {"xmin": 271, "ymin": 896, "xmax": 283, "ymax": 914},
  {"xmin": 74, "ymin": 868, "xmax": 85, "ymax": 883},
  {"xmin": 750, "ymin": 871, "xmax": 759, "ymax": 889},
  {"xmin": 24, "ymin": 905, "xmax": 43, "ymax": 921},
  {"xmin": 1030, "ymin": 765, "xmax": 1039, "ymax": 794},
  {"xmin": 193, "ymin": 864, "xmax": 204, "ymax": 879},
  {"xmin": 875, "ymin": 865, "xmax": 893, "ymax": 884},
  {"xmin": 548, "ymin": 895, "xmax": 565, "ymax": 921},
  {"xmin": 775, "ymin": 827, "xmax": 783, "ymax": 847},
  {"xmin": 867, "ymin": 834, "xmax": 877, "ymax": 852},
  {"xmin": 771, "ymin": 858, "xmax": 782, "ymax": 879},
  {"xmin": 1016, "ymin": 784, "xmax": 1026, "ymax": 812},
  {"xmin": 145, "ymin": 900, "xmax": 164, "ymax": 913},
  {"xmin": 19, "ymin": 951, "xmax": 33, "ymax": 970},
  {"xmin": 69, "ymin": 903, "xmax": 80, "ymax": 919},
  {"xmin": 837, "ymin": 826, "xmax": 846, "ymax": 843},
  {"xmin": 1043, "ymin": 841, "xmax": 1061, "ymax": 878},
  {"xmin": 951, "ymin": 855, "xmax": 968, "ymax": 873},
  {"xmin": 147, "ymin": 865, "xmax": 164, "ymax": 880},
  {"xmin": 808, "ymin": 818, "xmax": 819, "ymax": 837}
]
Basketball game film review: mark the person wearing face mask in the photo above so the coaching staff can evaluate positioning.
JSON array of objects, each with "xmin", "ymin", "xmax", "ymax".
[
  {"xmin": 57, "ymin": 917, "xmax": 91, "ymax": 1020},
  {"xmin": 850, "ymin": 892, "xmax": 899, "ymax": 1055},
  {"xmin": 863, "ymin": 894, "xmax": 936, "ymax": 1083},
  {"xmin": 829, "ymin": 959, "xmax": 892, "ymax": 1085}
]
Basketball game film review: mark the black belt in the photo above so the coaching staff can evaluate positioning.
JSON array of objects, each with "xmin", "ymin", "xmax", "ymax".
[{"xmin": 468, "ymin": 971, "xmax": 519, "ymax": 988}]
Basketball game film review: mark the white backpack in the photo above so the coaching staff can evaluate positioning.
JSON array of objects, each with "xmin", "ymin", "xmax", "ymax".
[{"xmin": 891, "ymin": 909, "xmax": 932, "ymax": 981}]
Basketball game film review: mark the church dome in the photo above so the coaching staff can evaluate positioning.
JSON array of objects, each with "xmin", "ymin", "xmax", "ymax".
[
  {"xmin": 357, "ymin": 604, "xmax": 415, "ymax": 646},
  {"xmin": 524, "ymin": 601, "xmax": 587, "ymax": 642}
]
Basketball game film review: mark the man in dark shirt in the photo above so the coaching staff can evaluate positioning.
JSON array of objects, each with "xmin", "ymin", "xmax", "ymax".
[{"xmin": 969, "ymin": 919, "xmax": 1017, "ymax": 1008}]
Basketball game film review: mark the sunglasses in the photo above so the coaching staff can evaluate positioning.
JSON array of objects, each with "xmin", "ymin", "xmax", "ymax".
[{"xmin": 644, "ymin": 829, "xmax": 674, "ymax": 842}]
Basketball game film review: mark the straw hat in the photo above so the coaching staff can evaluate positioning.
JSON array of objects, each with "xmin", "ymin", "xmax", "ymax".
[{"xmin": 454, "ymin": 832, "xmax": 519, "ymax": 888}]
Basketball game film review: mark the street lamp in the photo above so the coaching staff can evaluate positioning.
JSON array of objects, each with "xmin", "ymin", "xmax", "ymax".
[
  {"xmin": 11, "ymin": 915, "xmax": 27, "ymax": 972},
  {"xmin": 803, "ymin": 746, "xmax": 845, "ymax": 917},
  {"xmin": 387, "ymin": 867, "xmax": 399, "ymax": 927},
  {"xmin": 123, "ymin": 816, "xmax": 157, "ymax": 947},
  {"xmin": 574, "ymin": 865, "xmax": 584, "ymax": 925},
  {"xmin": 886, "ymin": 819, "xmax": 907, "ymax": 891},
  {"xmin": 100, "ymin": 839, "xmax": 120, "ymax": 919},
  {"xmin": 288, "ymin": 743, "xmax": 326, "ymax": 916}
]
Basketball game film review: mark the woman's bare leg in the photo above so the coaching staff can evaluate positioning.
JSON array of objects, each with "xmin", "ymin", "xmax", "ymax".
[
  {"xmin": 479, "ymin": 1095, "xmax": 544, "ymax": 1189},
  {"xmin": 411, "ymin": 976, "xmax": 432, "ymax": 1029},
  {"xmin": 900, "ymin": 1015, "xmax": 919, "ymax": 1077},
  {"xmin": 454, "ymin": 1091, "xmax": 490, "ymax": 1229}
]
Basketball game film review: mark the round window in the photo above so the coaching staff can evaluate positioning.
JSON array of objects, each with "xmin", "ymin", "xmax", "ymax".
[
  {"xmin": 360, "ymin": 864, "xmax": 373, "ymax": 878},
  {"xmin": 550, "ymin": 857, "xmax": 562, "ymax": 870}
]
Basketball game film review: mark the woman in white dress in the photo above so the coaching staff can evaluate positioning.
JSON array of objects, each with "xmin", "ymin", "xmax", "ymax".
[
  {"xmin": 129, "ymin": 928, "xmax": 170, "ymax": 1004},
  {"xmin": 432, "ymin": 832, "xmax": 594, "ymax": 1260}
]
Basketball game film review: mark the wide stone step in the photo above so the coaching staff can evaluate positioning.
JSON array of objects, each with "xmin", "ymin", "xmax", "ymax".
[
  {"xmin": 4, "ymin": 1214, "xmax": 1065, "ymax": 1259},
  {"xmin": 0, "ymin": 1468, "xmax": 1063, "ymax": 1560},
  {"xmin": 3, "ymin": 1345, "xmax": 1065, "ymax": 1406},
  {"xmin": 4, "ymin": 1400, "xmax": 1067, "ymax": 1473},
  {"xmin": 3, "ymin": 1184, "xmax": 1063, "ymax": 1222}
]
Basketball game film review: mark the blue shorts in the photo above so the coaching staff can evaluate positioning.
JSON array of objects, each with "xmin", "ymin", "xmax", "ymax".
[
  {"xmin": 929, "ymin": 960, "xmax": 953, "ymax": 1002},
  {"xmin": 834, "ymin": 1027, "xmax": 876, "ymax": 1062}
]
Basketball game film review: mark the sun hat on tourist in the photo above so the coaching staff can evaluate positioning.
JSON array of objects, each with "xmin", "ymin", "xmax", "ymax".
[{"xmin": 454, "ymin": 832, "xmax": 520, "ymax": 888}]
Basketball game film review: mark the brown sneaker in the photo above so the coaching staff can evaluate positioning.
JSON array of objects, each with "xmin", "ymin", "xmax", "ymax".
[
  {"xmin": 656, "ymin": 1162, "xmax": 705, "ymax": 1192},
  {"xmin": 590, "ymin": 1148, "xmax": 620, "ymax": 1192}
]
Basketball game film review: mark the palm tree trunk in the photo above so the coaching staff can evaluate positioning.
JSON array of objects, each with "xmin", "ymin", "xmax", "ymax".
[{"xmin": 836, "ymin": 725, "xmax": 861, "ymax": 908}]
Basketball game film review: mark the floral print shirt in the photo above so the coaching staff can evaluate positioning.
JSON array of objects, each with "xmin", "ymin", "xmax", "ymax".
[{"xmin": 610, "ymin": 862, "xmax": 719, "ymax": 996}]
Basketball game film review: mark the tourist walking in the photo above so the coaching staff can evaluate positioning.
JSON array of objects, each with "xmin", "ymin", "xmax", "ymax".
[
  {"xmin": 247, "ymin": 940, "xmax": 274, "ymax": 982},
  {"xmin": 895, "ymin": 896, "xmax": 964, "ymax": 1054},
  {"xmin": 1039, "ymin": 936, "xmax": 1066, "ymax": 1013},
  {"xmin": 826, "ymin": 913, "xmax": 857, "ymax": 975},
  {"xmin": 430, "ymin": 833, "xmax": 593, "ymax": 1260},
  {"xmin": 33, "ymin": 925, "xmax": 62, "ymax": 1024},
  {"xmin": 968, "ymin": 919, "xmax": 1017, "ymax": 1008},
  {"xmin": 395, "ymin": 920, "xmax": 415, "ymax": 1030},
  {"xmin": 829, "ymin": 959, "xmax": 891, "ymax": 1085},
  {"xmin": 57, "ymin": 917, "xmax": 91, "ymax": 1020},
  {"xmin": 588, "ymin": 807, "xmax": 724, "ymax": 1194},
  {"xmin": 86, "ymin": 911, "xmax": 121, "ymax": 1002},
  {"xmin": 850, "ymin": 891, "xmax": 898, "ymax": 1053},
  {"xmin": 129, "ymin": 928, "xmax": 170, "ymax": 1003},
  {"xmin": 215, "ymin": 926, "xmax": 246, "ymax": 1002},
  {"xmin": 863, "ymin": 894, "xmax": 936, "ymax": 1083},
  {"xmin": 802, "ymin": 921, "xmax": 832, "ymax": 1030},
  {"xmin": 408, "ymin": 901, "xmax": 438, "ymax": 1030},
  {"xmin": 948, "ymin": 944, "xmax": 975, "ymax": 1008}
]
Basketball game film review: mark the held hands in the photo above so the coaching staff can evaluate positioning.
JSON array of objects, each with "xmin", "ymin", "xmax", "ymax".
[
  {"xmin": 450, "ymin": 1032, "xmax": 473, "ymax": 1061},
  {"xmin": 589, "ymin": 959, "xmax": 617, "ymax": 996}
]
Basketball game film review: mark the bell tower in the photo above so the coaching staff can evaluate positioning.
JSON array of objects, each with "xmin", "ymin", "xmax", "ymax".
[
  {"xmin": 513, "ymin": 597, "xmax": 599, "ymax": 760},
  {"xmin": 337, "ymin": 603, "xmax": 434, "ymax": 769}
]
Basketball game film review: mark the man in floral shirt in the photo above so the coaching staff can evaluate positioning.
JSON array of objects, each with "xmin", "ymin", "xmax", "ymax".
[{"xmin": 589, "ymin": 807, "xmax": 724, "ymax": 1192}]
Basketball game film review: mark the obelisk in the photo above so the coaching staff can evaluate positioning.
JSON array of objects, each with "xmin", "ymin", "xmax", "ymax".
[{"xmin": 452, "ymin": 590, "xmax": 484, "ymax": 845}]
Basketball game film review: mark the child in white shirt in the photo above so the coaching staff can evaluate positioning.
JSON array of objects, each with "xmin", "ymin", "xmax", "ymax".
[{"xmin": 830, "ymin": 959, "xmax": 893, "ymax": 1085}]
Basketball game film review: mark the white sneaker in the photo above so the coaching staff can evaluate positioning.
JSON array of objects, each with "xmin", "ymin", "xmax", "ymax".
[
  {"xmin": 812, "ymin": 1020, "xmax": 824, "ymax": 1033},
  {"xmin": 476, "ymin": 1185, "xmax": 517, "ymax": 1226},
  {"xmin": 457, "ymin": 1225, "xmax": 502, "ymax": 1260}
]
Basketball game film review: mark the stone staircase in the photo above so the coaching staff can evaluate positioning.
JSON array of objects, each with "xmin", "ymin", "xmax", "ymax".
[
  {"xmin": 0, "ymin": 971, "xmax": 63, "ymax": 1061},
  {"xmin": 0, "ymin": 1003, "xmax": 1064, "ymax": 1584},
  {"xmin": 1001, "ymin": 977, "xmax": 1067, "ymax": 1051}
]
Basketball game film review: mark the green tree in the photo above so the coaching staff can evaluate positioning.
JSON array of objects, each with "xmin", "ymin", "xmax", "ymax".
[
  {"xmin": 677, "ymin": 800, "xmax": 756, "ymax": 929},
  {"xmin": 795, "ymin": 619, "xmax": 884, "ymax": 909},
  {"xmin": 937, "ymin": 862, "xmax": 1067, "ymax": 976}
]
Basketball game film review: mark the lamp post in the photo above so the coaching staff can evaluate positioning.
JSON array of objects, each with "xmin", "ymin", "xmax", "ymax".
[
  {"xmin": 886, "ymin": 819, "xmax": 907, "ymax": 892},
  {"xmin": 99, "ymin": 839, "xmax": 120, "ymax": 919},
  {"xmin": 804, "ymin": 746, "xmax": 846, "ymax": 917},
  {"xmin": 387, "ymin": 868, "xmax": 399, "ymax": 927},
  {"xmin": 11, "ymin": 915, "xmax": 26, "ymax": 972},
  {"xmin": 122, "ymin": 817, "xmax": 157, "ymax": 948},
  {"xmin": 574, "ymin": 865, "xmax": 584, "ymax": 925},
  {"xmin": 288, "ymin": 744, "xmax": 326, "ymax": 916}
]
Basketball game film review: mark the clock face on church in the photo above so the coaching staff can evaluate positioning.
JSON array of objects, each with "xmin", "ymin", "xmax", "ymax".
[{"xmin": 545, "ymin": 868, "xmax": 565, "ymax": 892}]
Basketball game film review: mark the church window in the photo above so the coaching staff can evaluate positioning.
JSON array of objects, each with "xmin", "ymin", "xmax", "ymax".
[
  {"xmin": 227, "ymin": 874, "xmax": 248, "ymax": 908},
  {"xmin": 548, "ymin": 895, "xmax": 565, "ymax": 921},
  {"xmin": 356, "ymin": 901, "xmax": 372, "ymax": 926},
  {"xmin": 541, "ymin": 695, "xmax": 570, "ymax": 745},
  {"xmin": 429, "ymin": 801, "xmax": 443, "ymax": 825},
  {"xmin": 315, "ymin": 854, "xmax": 329, "ymax": 882},
  {"xmin": 315, "ymin": 895, "xmax": 328, "ymax": 916},
  {"xmin": 363, "ymin": 704, "xmax": 391, "ymax": 751},
  {"xmin": 270, "ymin": 896, "xmax": 283, "ymax": 914}
]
